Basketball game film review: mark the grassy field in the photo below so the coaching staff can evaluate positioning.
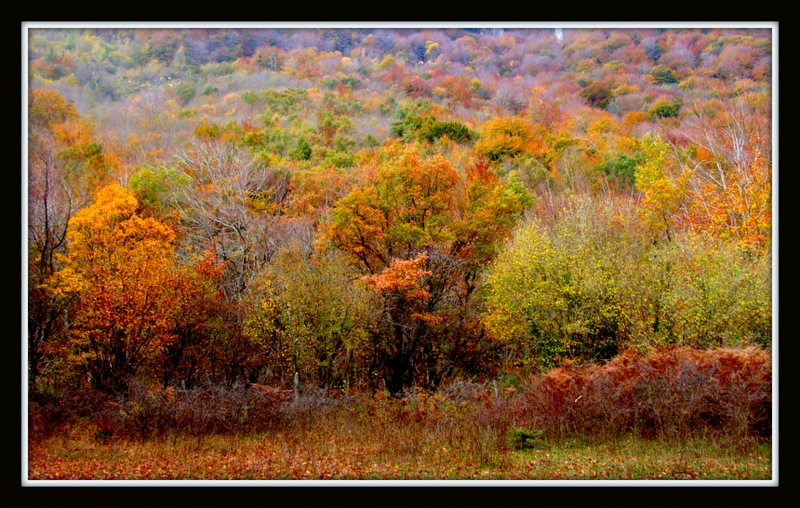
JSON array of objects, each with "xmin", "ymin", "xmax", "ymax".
[{"xmin": 27, "ymin": 416, "xmax": 771, "ymax": 482}]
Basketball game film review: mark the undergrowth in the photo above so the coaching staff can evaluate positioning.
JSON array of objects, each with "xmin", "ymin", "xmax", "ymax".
[{"xmin": 28, "ymin": 346, "xmax": 772, "ymax": 480}]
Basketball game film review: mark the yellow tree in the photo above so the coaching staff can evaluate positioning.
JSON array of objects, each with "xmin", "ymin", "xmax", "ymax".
[
  {"xmin": 473, "ymin": 116, "xmax": 538, "ymax": 162},
  {"xmin": 47, "ymin": 184, "xmax": 187, "ymax": 393},
  {"xmin": 634, "ymin": 133, "xmax": 691, "ymax": 243}
]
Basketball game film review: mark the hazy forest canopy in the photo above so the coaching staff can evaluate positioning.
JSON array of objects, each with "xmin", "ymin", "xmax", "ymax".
[{"xmin": 26, "ymin": 26, "xmax": 773, "ymax": 468}]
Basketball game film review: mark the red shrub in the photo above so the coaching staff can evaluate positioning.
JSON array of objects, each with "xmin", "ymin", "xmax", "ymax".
[{"xmin": 511, "ymin": 346, "xmax": 771, "ymax": 442}]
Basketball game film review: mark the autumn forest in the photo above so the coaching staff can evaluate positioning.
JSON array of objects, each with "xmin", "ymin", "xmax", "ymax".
[{"xmin": 26, "ymin": 25, "xmax": 774, "ymax": 482}]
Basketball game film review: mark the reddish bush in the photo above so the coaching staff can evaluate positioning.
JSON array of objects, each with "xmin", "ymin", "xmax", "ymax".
[{"xmin": 511, "ymin": 346, "xmax": 771, "ymax": 442}]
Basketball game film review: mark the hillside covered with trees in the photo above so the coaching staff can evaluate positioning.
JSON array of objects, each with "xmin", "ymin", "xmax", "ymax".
[{"xmin": 26, "ymin": 25, "xmax": 773, "ymax": 481}]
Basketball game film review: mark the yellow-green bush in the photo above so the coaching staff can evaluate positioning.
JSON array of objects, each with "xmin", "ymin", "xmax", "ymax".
[{"xmin": 483, "ymin": 195, "xmax": 771, "ymax": 369}]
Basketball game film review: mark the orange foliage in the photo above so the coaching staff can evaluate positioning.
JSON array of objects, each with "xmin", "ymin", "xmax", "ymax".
[
  {"xmin": 623, "ymin": 111, "xmax": 649, "ymax": 130},
  {"xmin": 474, "ymin": 116, "xmax": 537, "ymax": 162},
  {"xmin": 686, "ymin": 138, "xmax": 771, "ymax": 250},
  {"xmin": 321, "ymin": 142, "xmax": 460, "ymax": 273},
  {"xmin": 48, "ymin": 184, "xmax": 221, "ymax": 393},
  {"xmin": 364, "ymin": 253, "xmax": 432, "ymax": 301}
]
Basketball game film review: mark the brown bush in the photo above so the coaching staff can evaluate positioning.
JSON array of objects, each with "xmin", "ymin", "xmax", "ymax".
[
  {"xmin": 94, "ymin": 380, "xmax": 373, "ymax": 440},
  {"xmin": 29, "ymin": 385, "xmax": 111, "ymax": 443},
  {"xmin": 511, "ymin": 346, "xmax": 771, "ymax": 442}
]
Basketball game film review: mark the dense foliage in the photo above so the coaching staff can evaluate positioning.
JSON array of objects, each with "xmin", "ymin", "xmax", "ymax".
[{"xmin": 27, "ymin": 26, "xmax": 772, "ymax": 410}]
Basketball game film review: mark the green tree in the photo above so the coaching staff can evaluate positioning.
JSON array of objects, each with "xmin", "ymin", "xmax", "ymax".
[
  {"xmin": 483, "ymin": 194, "xmax": 771, "ymax": 370},
  {"xmin": 292, "ymin": 136, "xmax": 312, "ymax": 161},
  {"xmin": 483, "ymin": 196, "xmax": 644, "ymax": 369},
  {"xmin": 650, "ymin": 64, "xmax": 679, "ymax": 84},
  {"xmin": 175, "ymin": 81, "xmax": 196, "ymax": 105},
  {"xmin": 242, "ymin": 246, "xmax": 375, "ymax": 389},
  {"xmin": 647, "ymin": 99, "xmax": 682, "ymax": 119}
]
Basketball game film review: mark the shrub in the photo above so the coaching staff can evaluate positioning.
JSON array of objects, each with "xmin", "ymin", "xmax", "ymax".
[
  {"xmin": 29, "ymin": 383, "xmax": 117, "ymax": 443},
  {"xmin": 650, "ymin": 64, "xmax": 679, "ymax": 84},
  {"xmin": 579, "ymin": 81, "xmax": 613, "ymax": 109},
  {"xmin": 391, "ymin": 113, "xmax": 475, "ymax": 144},
  {"xmin": 506, "ymin": 427, "xmax": 544, "ymax": 450},
  {"xmin": 647, "ymin": 99, "xmax": 682, "ymax": 119},
  {"xmin": 175, "ymin": 81, "xmax": 196, "ymax": 105},
  {"xmin": 107, "ymin": 381, "xmax": 356, "ymax": 439},
  {"xmin": 511, "ymin": 346, "xmax": 771, "ymax": 442}
]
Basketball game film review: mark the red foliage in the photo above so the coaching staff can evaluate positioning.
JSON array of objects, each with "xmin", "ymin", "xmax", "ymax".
[{"xmin": 512, "ymin": 346, "xmax": 771, "ymax": 441}]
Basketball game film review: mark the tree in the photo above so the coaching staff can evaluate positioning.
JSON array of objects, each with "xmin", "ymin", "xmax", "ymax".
[
  {"xmin": 320, "ymin": 142, "xmax": 527, "ymax": 393},
  {"xmin": 678, "ymin": 95, "xmax": 772, "ymax": 251},
  {"xmin": 169, "ymin": 136, "xmax": 293, "ymax": 300},
  {"xmin": 483, "ymin": 196, "xmax": 644, "ymax": 369},
  {"xmin": 292, "ymin": 136, "xmax": 312, "ymax": 161},
  {"xmin": 484, "ymin": 193, "xmax": 771, "ymax": 368},
  {"xmin": 28, "ymin": 89, "xmax": 80, "ymax": 390},
  {"xmin": 175, "ymin": 81, "xmax": 196, "ymax": 105},
  {"xmin": 647, "ymin": 99, "xmax": 682, "ymax": 119},
  {"xmin": 474, "ymin": 116, "xmax": 536, "ymax": 162},
  {"xmin": 28, "ymin": 88, "xmax": 117, "ymax": 391},
  {"xmin": 579, "ymin": 81, "xmax": 614, "ymax": 109},
  {"xmin": 46, "ymin": 184, "xmax": 190, "ymax": 394},
  {"xmin": 634, "ymin": 133, "xmax": 690, "ymax": 242},
  {"xmin": 391, "ymin": 113, "xmax": 475, "ymax": 144},
  {"xmin": 321, "ymin": 141, "xmax": 459, "ymax": 275},
  {"xmin": 242, "ymin": 246, "xmax": 375, "ymax": 389},
  {"xmin": 650, "ymin": 64, "xmax": 679, "ymax": 84},
  {"xmin": 362, "ymin": 253, "xmax": 436, "ymax": 392},
  {"xmin": 157, "ymin": 245, "xmax": 228, "ymax": 389}
]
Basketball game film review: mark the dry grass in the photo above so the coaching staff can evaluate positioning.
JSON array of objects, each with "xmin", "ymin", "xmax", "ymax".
[{"xmin": 27, "ymin": 420, "xmax": 771, "ymax": 481}]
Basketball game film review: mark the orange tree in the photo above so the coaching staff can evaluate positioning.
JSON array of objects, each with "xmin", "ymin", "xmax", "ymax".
[
  {"xmin": 678, "ymin": 95, "xmax": 772, "ymax": 252},
  {"xmin": 45, "ymin": 184, "xmax": 220, "ymax": 394},
  {"xmin": 319, "ymin": 141, "xmax": 529, "ymax": 394}
]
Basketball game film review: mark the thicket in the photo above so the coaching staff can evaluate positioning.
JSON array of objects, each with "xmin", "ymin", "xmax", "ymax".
[
  {"xmin": 512, "ymin": 346, "xmax": 771, "ymax": 442},
  {"xmin": 28, "ymin": 347, "xmax": 771, "ymax": 447},
  {"xmin": 483, "ymin": 196, "xmax": 771, "ymax": 368}
]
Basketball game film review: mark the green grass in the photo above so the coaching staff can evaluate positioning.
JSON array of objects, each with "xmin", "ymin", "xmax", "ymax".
[{"xmin": 508, "ymin": 437, "xmax": 771, "ymax": 480}]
